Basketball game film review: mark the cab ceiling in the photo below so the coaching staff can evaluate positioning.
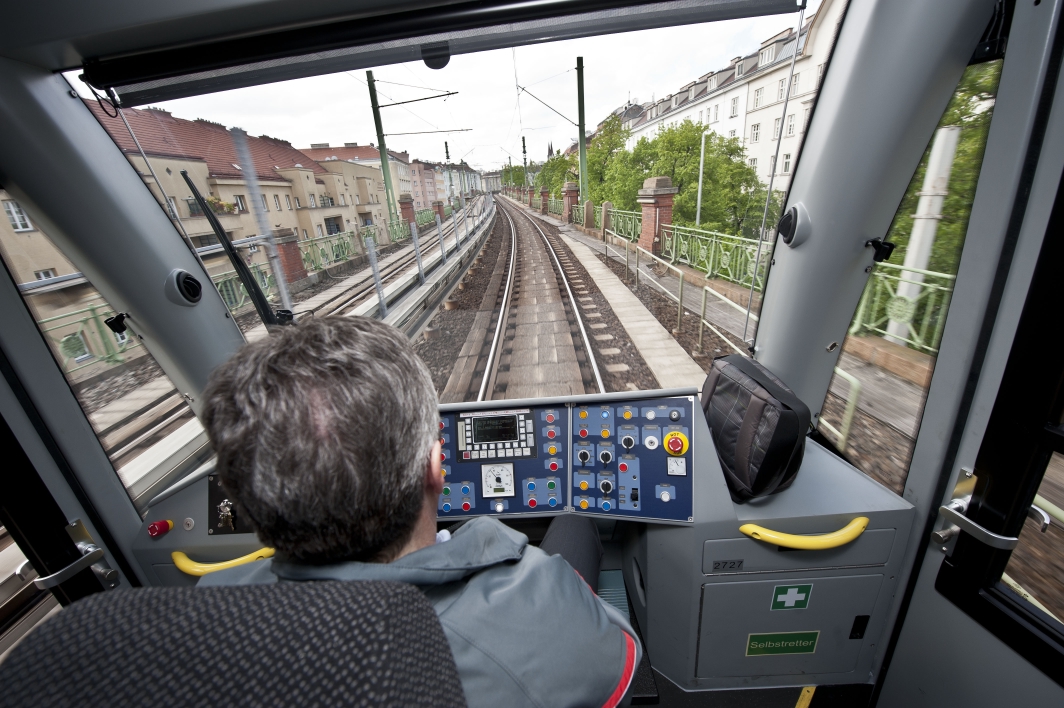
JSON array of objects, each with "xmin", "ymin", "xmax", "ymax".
[{"xmin": 0, "ymin": 0, "xmax": 798, "ymax": 106}]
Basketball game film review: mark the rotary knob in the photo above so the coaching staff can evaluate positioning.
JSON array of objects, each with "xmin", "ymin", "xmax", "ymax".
[
  {"xmin": 669, "ymin": 410, "xmax": 681, "ymax": 422},
  {"xmin": 599, "ymin": 480, "xmax": 613, "ymax": 495},
  {"xmin": 577, "ymin": 449, "xmax": 591, "ymax": 463},
  {"xmin": 621, "ymin": 435, "xmax": 635, "ymax": 450},
  {"xmin": 599, "ymin": 450, "xmax": 613, "ymax": 465}
]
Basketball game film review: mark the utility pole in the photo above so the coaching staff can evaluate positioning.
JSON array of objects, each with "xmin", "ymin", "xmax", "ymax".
[
  {"xmin": 576, "ymin": 56, "xmax": 589, "ymax": 205},
  {"xmin": 696, "ymin": 130, "xmax": 708, "ymax": 227},
  {"xmin": 522, "ymin": 136, "xmax": 528, "ymax": 189},
  {"xmin": 367, "ymin": 70, "xmax": 399, "ymax": 236},
  {"xmin": 508, "ymin": 156, "xmax": 513, "ymax": 188},
  {"xmin": 445, "ymin": 142, "xmax": 455, "ymax": 205}
]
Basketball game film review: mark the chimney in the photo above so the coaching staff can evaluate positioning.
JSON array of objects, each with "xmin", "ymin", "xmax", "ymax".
[
  {"xmin": 344, "ymin": 142, "xmax": 359, "ymax": 147},
  {"xmin": 310, "ymin": 143, "xmax": 330, "ymax": 148}
]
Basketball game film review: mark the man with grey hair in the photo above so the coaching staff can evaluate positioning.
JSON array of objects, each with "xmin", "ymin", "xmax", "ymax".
[{"xmin": 199, "ymin": 316, "xmax": 641, "ymax": 708}]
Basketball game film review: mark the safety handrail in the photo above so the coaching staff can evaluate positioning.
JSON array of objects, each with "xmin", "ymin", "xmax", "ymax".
[
  {"xmin": 172, "ymin": 548, "xmax": 275, "ymax": 576},
  {"xmin": 739, "ymin": 517, "xmax": 869, "ymax": 550}
]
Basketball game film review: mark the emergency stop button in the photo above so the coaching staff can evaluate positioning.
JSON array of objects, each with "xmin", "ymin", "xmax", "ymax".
[{"xmin": 663, "ymin": 431, "xmax": 689, "ymax": 456}]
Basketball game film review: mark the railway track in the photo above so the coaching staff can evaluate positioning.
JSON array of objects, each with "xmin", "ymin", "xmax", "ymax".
[{"xmin": 442, "ymin": 199, "xmax": 603, "ymax": 402}]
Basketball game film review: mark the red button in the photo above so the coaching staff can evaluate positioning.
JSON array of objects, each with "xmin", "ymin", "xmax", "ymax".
[
  {"xmin": 667, "ymin": 437, "xmax": 684, "ymax": 453},
  {"xmin": 579, "ymin": 429, "xmax": 588, "ymax": 438},
  {"xmin": 547, "ymin": 429, "xmax": 556, "ymax": 439},
  {"xmin": 528, "ymin": 498, "xmax": 538, "ymax": 508},
  {"xmin": 439, "ymin": 421, "xmax": 444, "ymax": 429},
  {"xmin": 619, "ymin": 463, "xmax": 628, "ymax": 472},
  {"xmin": 440, "ymin": 452, "xmax": 447, "ymax": 461},
  {"xmin": 147, "ymin": 519, "xmax": 173, "ymax": 538},
  {"xmin": 549, "ymin": 462, "xmax": 559, "ymax": 471},
  {"xmin": 462, "ymin": 502, "xmax": 471, "ymax": 511},
  {"xmin": 546, "ymin": 414, "xmax": 555, "ymax": 423}
]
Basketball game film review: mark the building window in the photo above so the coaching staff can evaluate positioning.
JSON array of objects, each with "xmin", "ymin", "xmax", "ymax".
[
  {"xmin": 274, "ymin": 194, "xmax": 281, "ymax": 210},
  {"xmin": 759, "ymin": 47, "xmax": 774, "ymax": 64},
  {"xmin": 285, "ymin": 195, "xmax": 292, "ymax": 210},
  {"xmin": 787, "ymin": 113, "xmax": 796, "ymax": 136},
  {"xmin": 783, "ymin": 154, "xmax": 792, "ymax": 174},
  {"xmin": 234, "ymin": 195, "xmax": 247, "ymax": 212},
  {"xmin": 248, "ymin": 244, "xmax": 259, "ymax": 253},
  {"xmin": 689, "ymin": 87, "xmax": 695, "ymax": 100},
  {"xmin": 340, "ymin": 194, "xmax": 346, "ymax": 205},
  {"xmin": 748, "ymin": 158, "xmax": 757, "ymax": 169},
  {"xmin": 754, "ymin": 88, "xmax": 764, "ymax": 108},
  {"xmin": 698, "ymin": 110, "xmax": 703, "ymax": 123},
  {"xmin": 736, "ymin": 61, "xmax": 744, "ymax": 77},
  {"xmin": 302, "ymin": 229, "xmax": 309, "ymax": 239},
  {"xmin": 295, "ymin": 197, "xmax": 302, "ymax": 208},
  {"xmin": 60, "ymin": 333, "xmax": 93, "ymax": 364},
  {"xmin": 778, "ymin": 79, "xmax": 786, "ymax": 101},
  {"xmin": 309, "ymin": 194, "xmax": 317, "ymax": 208},
  {"xmin": 3, "ymin": 200, "xmax": 32, "ymax": 231},
  {"xmin": 750, "ymin": 123, "xmax": 760, "ymax": 143},
  {"xmin": 185, "ymin": 198, "xmax": 204, "ymax": 217},
  {"xmin": 261, "ymin": 194, "xmax": 269, "ymax": 211},
  {"xmin": 774, "ymin": 117, "xmax": 782, "ymax": 139},
  {"xmin": 355, "ymin": 195, "xmax": 361, "ymax": 205},
  {"xmin": 166, "ymin": 197, "xmax": 179, "ymax": 219},
  {"xmin": 34, "ymin": 269, "xmax": 56, "ymax": 280},
  {"xmin": 728, "ymin": 129, "xmax": 736, "ymax": 138},
  {"xmin": 792, "ymin": 74, "xmax": 800, "ymax": 95},
  {"xmin": 315, "ymin": 224, "xmax": 324, "ymax": 238},
  {"xmin": 713, "ymin": 105, "xmax": 719, "ymax": 121},
  {"xmin": 730, "ymin": 97, "xmax": 739, "ymax": 117}
]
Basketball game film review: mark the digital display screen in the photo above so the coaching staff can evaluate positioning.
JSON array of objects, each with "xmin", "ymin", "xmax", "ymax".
[{"xmin": 472, "ymin": 415, "xmax": 519, "ymax": 443}]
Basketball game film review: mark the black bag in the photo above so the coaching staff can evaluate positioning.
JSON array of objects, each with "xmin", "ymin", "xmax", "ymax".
[{"xmin": 700, "ymin": 355, "xmax": 811, "ymax": 502}]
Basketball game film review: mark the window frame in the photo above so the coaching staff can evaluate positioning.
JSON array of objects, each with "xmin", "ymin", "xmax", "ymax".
[
  {"xmin": 4, "ymin": 200, "xmax": 34, "ymax": 232},
  {"xmin": 750, "ymin": 123, "xmax": 760, "ymax": 143},
  {"xmin": 754, "ymin": 87, "xmax": 763, "ymax": 107}
]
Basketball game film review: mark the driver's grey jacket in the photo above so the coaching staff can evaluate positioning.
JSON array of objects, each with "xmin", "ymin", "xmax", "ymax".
[{"xmin": 199, "ymin": 517, "xmax": 641, "ymax": 708}]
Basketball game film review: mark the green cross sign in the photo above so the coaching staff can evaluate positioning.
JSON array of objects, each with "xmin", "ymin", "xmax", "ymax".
[{"xmin": 771, "ymin": 584, "xmax": 812, "ymax": 610}]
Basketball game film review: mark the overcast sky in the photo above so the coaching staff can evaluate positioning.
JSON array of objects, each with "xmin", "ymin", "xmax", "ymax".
[{"xmin": 70, "ymin": 7, "xmax": 815, "ymax": 173}]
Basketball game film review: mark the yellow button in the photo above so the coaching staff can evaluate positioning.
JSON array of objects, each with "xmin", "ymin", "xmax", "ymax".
[
  {"xmin": 601, "ymin": 429, "xmax": 610, "ymax": 438},
  {"xmin": 579, "ymin": 410, "xmax": 588, "ymax": 419},
  {"xmin": 548, "ymin": 445, "xmax": 557, "ymax": 455},
  {"xmin": 580, "ymin": 500, "xmax": 589, "ymax": 509},
  {"xmin": 623, "ymin": 410, "xmax": 632, "ymax": 420},
  {"xmin": 579, "ymin": 481, "xmax": 589, "ymax": 490}
]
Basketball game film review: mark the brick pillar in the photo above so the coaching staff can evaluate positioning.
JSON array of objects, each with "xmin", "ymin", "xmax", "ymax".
[
  {"xmin": 540, "ymin": 187, "xmax": 549, "ymax": 214},
  {"xmin": 398, "ymin": 193, "xmax": 415, "ymax": 227},
  {"xmin": 562, "ymin": 181, "xmax": 580, "ymax": 223},
  {"xmin": 275, "ymin": 229, "xmax": 308, "ymax": 283},
  {"xmin": 601, "ymin": 201, "xmax": 613, "ymax": 239},
  {"xmin": 432, "ymin": 200, "xmax": 446, "ymax": 221},
  {"xmin": 637, "ymin": 177, "xmax": 677, "ymax": 254},
  {"xmin": 583, "ymin": 201, "xmax": 595, "ymax": 229},
  {"xmin": 529, "ymin": 188, "xmax": 536, "ymax": 208}
]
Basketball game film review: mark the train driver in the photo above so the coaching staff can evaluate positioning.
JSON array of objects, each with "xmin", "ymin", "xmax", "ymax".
[{"xmin": 197, "ymin": 316, "xmax": 641, "ymax": 707}]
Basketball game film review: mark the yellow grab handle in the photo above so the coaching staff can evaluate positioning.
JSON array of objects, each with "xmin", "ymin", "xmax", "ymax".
[
  {"xmin": 739, "ymin": 517, "xmax": 869, "ymax": 550},
  {"xmin": 172, "ymin": 548, "xmax": 275, "ymax": 576}
]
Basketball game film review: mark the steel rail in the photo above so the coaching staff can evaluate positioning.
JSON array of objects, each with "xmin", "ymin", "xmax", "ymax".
[
  {"xmin": 512, "ymin": 201, "xmax": 605, "ymax": 394},
  {"xmin": 477, "ymin": 202, "xmax": 518, "ymax": 401}
]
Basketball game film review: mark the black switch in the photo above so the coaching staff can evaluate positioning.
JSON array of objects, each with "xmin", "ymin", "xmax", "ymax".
[
  {"xmin": 631, "ymin": 488, "xmax": 639, "ymax": 502},
  {"xmin": 849, "ymin": 615, "xmax": 870, "ymax": 639}
]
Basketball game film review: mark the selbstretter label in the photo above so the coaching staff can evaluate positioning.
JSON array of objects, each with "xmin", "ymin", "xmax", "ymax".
[{"xmin": 746, "ymin": 631, "xmax": 820, "ymax": 656}]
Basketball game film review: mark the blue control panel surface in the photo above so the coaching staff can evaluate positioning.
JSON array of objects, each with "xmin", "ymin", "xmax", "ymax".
[{"xmin": 438, "ymin": 393, "xmax": 694, "ymax": 524}]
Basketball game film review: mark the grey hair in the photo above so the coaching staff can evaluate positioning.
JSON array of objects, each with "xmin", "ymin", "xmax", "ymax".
[{"xmin": 202, "ymin": 316, "xmax": 439, "ymax": 563}]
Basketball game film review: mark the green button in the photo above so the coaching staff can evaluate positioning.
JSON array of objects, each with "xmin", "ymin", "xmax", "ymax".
[
  {"xmin": 547, "ymin": 480, "xmax": 556, "ymax": 490},
  {"xmin": 443, "ymin": 486, "xmax": 451, "ymax": 496}
]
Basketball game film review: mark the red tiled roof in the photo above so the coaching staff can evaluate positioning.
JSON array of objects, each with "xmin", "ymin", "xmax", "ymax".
[
  {"xmin": 301, "ymin": 145, "xmax": 410, "ymax": 164},
  {"xmin": 86, "ymin": 101, "xmax": 327, "ymax": 183}
]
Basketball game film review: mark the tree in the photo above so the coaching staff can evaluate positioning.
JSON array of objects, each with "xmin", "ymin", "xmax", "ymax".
[
  {"xmin": 534, "ymin": 153, "xmax": 578, "ymax": 197},
  {"xmin": 585, "ymin": 114, "xmax": 631, "ymax": 204},
  {"xmin": 883, "ymin": 60, "xmax": 1002, "ymax": 274}
]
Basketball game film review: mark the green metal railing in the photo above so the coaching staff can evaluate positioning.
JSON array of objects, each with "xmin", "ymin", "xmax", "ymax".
[
  {"xmin": 299, "ymin": 230, "xmax": 361, "ymax": 273},
  {"xmin": 444, "ymin": 205, "xmax": 454, "ymax": 219},
  {"xmin": 36, "ymin": 302, "xmax": 142, "ymax": 374},
  {"xmin": 386, "ymin": 219, "xmax": 407, "ymax": 243},
  {"xmin": 212, "ymin": 265, "xmax": 276, "ymax": 312},
  {"xmin": 848, "ymin": 262, "xmax": 956, "ymax": 355},
  {"xmin": 415, "ymin": 208, "xmax": 436, "ymax": 227},
  {"xmin": 548, "ymin": 198, "xmax": 564, "ymax": 216},
  {"xmin": 593, "ymin": 205, "xmax": 603, "ymax": 230},
  {"xmin": 605, "ymin": 208, "xmax": 642, "ymax": 242},
  {"xmin": 660, "ymin": 223, "xmax": 772, "ymax": 292}
]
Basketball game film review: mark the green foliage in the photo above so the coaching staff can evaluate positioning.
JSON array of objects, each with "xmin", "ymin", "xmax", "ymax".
[
  {"xmin": 535, "ymin": 153, "xmax": 578, "ymax": 196},
  {"xmin": 585, "ymin": 114, "xmax": 630, "ymax": 204},
  {"xmin": 883, "ymin": 60, "xmax": 1002, "ymax": 275}
]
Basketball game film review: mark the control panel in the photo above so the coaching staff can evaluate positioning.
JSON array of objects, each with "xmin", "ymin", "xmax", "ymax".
[{"xmin": 438, "ymin": 392, "xmax": 694, "ymax": 524}]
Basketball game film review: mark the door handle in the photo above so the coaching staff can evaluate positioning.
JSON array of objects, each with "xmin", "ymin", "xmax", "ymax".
[
  {"xmin": 172, "ymin": 548, "xmax": 274, "ymax": 576},
  {"xmin": 34, "ymin": 545, "xmax": 105, "ymax": 589},
  {"xmin": 937, "ymin": 500, "xmax": 1018, "ymax": 550}
]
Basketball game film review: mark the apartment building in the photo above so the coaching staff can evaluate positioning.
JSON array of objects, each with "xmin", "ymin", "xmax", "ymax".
[
  {"xmin": 411, "ymin": 160, "xmax": 440, "ymax": 208},
  {"xmin": 303, "ymin": 143, "xmax": 412, "ymax": 217},
  {"xmin": 620, "ymin": 0, "xmax": 843, "ymax": 191}
]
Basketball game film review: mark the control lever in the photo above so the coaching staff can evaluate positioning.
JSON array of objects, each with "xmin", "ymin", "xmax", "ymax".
[
  {"xmin": 600, "ymin": 480, "xmax": 613, "ymax": 495},
  {"xmin": 599, "ymin": 450, "xmax": 613, "ymax": 465},
  {"xmin": 621, "ymin": 435, "xmax": 635, "ymax": 450},
  {"xmin": 577, "ymin": 449, "xmax": 591, "ymax": 463}
]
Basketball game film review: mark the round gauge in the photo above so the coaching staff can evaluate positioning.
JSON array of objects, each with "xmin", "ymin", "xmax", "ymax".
[{"xmin": 481, "ymin": 463, "xmax": 515, "ymax": 498}]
